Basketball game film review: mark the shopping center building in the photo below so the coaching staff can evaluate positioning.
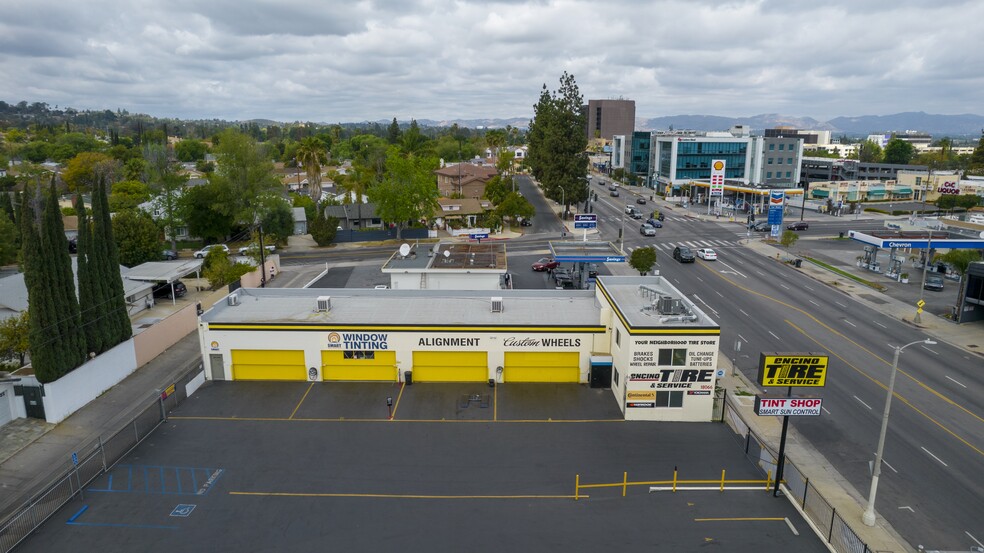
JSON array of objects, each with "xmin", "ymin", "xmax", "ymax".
[{"xmin": 198, "ymin": 276, "xmax": 721, "ymax": 421}]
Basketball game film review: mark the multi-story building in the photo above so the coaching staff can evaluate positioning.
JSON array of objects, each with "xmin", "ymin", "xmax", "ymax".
[
  {"xmin": 764, "ymin": 128, "xmax": 831, "ymax": 146},
  {"xmin": 629, "ymin": 131, "xmax": 651, "ymax": 177},
  {"xmin": 612, "ymin": 135, "xmax": 626, "ymax": 169},
  {"xmin": 648, "ymin": 126, "xmax": 803, "ymax": 193},
  {"xmin": 801, "ymin": 158, "xmax": 928, "ymax": 183},
  {"xmin": 433, "ymin": 163, "xmax": 498, "ymax": 199},
  {"xmin": 585, "ymin": 99, "xmax": 635, "ymax": 141}
]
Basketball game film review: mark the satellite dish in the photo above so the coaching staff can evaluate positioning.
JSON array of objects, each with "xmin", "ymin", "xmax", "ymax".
[
  {"xmin": 443, "ymin": 250, "xmax": 451, "ymax": 258},
  {"xmin": 399, "ymin": 243, "xmax": 411, "ymax": 257}
]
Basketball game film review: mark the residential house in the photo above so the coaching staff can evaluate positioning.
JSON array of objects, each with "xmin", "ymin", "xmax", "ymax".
[
  {"xmin": 434, "ymin": 163, "xmax": 498, "ymax": 199},
  {"xmin": 433, "ymin": 198, "xmax": 493, "ymax": 229},
  {"xmin": 324, "ymin": 203, "xmax": 383, "ymax": 230}
]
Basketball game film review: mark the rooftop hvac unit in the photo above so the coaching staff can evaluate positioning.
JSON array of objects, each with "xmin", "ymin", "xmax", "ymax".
[
  {"xmin": 316, "ymin": 296, "xmax": 331, "ymax": 312},
  {"xmin": 656, "ymin": 295, "xmax": 685, "ymax": 315},
  {"xmin": 491, "ymin": 296, "xmax": 503, "ymax": 313},
  {"xmin": 227, "ymin": 294, "xmax": 239, "ymax": 306}
]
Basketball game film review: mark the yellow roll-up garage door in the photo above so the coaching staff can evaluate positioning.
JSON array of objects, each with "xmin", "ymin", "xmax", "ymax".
[
  {"xmin": 412, "ymin": 351, "xmax": 487, "ymax": 382},
  {"xmin": 504, "ymin": 352, "xmax": 580, "ymax": 383},
  {"xmin": 231, "ymin": 349, "xmax": 307, "ymax": 381},
  {"xmin": 321, "ymin": 351, "xmax": 397, "ymax": 381}
]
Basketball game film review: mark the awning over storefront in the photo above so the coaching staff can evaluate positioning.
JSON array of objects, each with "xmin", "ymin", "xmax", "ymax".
[
  {"xmin": 811, "ymin": 189, "xmax": 829, "ymax": 198},
  {"xmin": 895, "ymin": 188, "xmax": 912, "ymax": 194}
]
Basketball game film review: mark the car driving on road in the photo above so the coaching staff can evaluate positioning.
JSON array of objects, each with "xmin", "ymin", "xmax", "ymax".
[
  {"xmin": 640, "ymin": 223, "xmax": 656, "ymax": 236},
  {"xmin": 696, "ymin": 248, "xmax": 717, "ymax": 261},
  {"xmin": 787, "ymin": 221, "xmax": 809, "ymax": 231},
  {"xmin": 194, "ymin": 244, "xmax": 230, "ymax": 258},
  {"xmin": 673, "ymin": 246, "xmax": 695, "ymax": 263}
]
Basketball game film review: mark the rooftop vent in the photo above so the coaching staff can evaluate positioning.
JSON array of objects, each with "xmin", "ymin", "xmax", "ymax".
[
  {"xmin": 227, "ymin": 294, "xmax": 240, "ymax": 306},
  {"xmin": 491, "ymin": 296, "xmax": 503, "ymax": 313},
  {"xmin": 316, "ymin": 295, "xmax": 331, "ymax": 312}
]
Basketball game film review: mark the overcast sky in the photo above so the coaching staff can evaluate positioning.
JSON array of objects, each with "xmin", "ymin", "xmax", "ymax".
[{"xmin": 3, "ymin": 0, "xmax": 982, "ymax": 124}]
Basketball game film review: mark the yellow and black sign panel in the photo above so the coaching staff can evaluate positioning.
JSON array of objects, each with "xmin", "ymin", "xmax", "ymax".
[{"xmin": 757, "ymin": 352, "xmax": 828, "ymax": 387}]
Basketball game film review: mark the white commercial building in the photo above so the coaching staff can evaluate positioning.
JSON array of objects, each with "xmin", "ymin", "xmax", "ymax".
[{"xmin": 198, "ymin": 276, "xmax": 721, "ymax": 422}]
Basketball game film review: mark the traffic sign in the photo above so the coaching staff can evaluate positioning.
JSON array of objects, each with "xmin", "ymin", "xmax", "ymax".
[
  {"xmin": 917, "ymin": 299, "xmax": 926, "ymax": 308},
  {"xmin": 71, "ymin": 452, "xmax": 78, "ymax": 466},
  {"xmin": 469, "ymin": 233, "xmax": 488, "ymax": 240},
  {"xmin": 574, "ymin": 214, "xmax": 597, "ymax": 222},
  {"xmin": 917, "ymin": 308, "xmax": 923, "ymax": 314}
]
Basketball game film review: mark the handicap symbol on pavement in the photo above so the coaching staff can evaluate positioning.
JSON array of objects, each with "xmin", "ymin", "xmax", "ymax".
[{"xmin": 170, "ymin": 504, "xmax": 196, "ymax": 517}]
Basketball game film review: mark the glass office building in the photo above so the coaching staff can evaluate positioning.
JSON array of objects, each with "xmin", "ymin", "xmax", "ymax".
[
  {"xmin": 651, "ymin": 134, "xmax": 751, "ymax": 194},
  {"xmin": 629, "ymin": 131, "xmax": 651, "ymax": 178}
]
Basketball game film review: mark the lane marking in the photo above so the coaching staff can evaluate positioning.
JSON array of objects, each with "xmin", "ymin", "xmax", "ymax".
[
  {"xmin": 945, "ymin": 376, "xmax": 967, "ymax": 388},
  {"xmin": 768, "ymin": 331, "xmax": 780, "ymax": 340},
  {"xmin": 716, "ymin": 260, "xmax": 747, "ymax": 278},
  {"xmin": 67, "ymin": 521, "xmax": 179, "ymax": 529},
  {"xmin": 779, "ymin": 283, "xmax": 790, "ymax": 290},
  {"xmin": 230, "ymin": 491, "xmax": 581, "ymax": 500},
  {"xmin": 784, "ymin": 517, "xmax": 799, "ymax": 536},
  {"xmin": 921, "ymin": 345, "xmax": 938, "ymax": 355},
  {"xmin": 738, "ymin": 309, "xmax": 749, "ymax": 318},
  {"xmin": 822, "ymin": 407, "xmax": 831, "ymax": 415},
  {"xmin": 755, "ymin": 270, "xmax": 765, "ymax": 276},
  {"xmin": 67, "ymin": 505, "xmax": 88, "ymax": 523},
  {"xmin": 882, "ymin": 458, "xmax": 898, "ymax": 474},
  {"xmin": 921, "ymin": 447, "xmax": 948, "ymax": 467},
  {"xmin": 737, "ymin": 334, "xmax": 748, "ymax": 342},
  {"xmin": 694, "ymin": 517, "xmax": 785, "ymax": 522},
  {"xmin": 899, "ymin": 506, "xmax": 914, "ymax": 512},
  {"xmin": 808, "ymin": 300, "xmax": 820, "ymax": 307},
  {"xmin": 391, "ymin": 382, "xmax": 406, "ymax": 420},
  {"xmin": 854, "ymin": 396, "xmax": 872, "ymax": 410},
  {"xmin": 967, "ymin": 531, "xmax": 984, "ymax": 549},
  {"xmin": 715, "ymin": 291, "xmax": 724, "ymax": 297},
  {"xmin": 835, "ymin": 301, "xmax": 847, "ymax": 308},
  {"xmin": 289, "ymin": 382, "xmax": 315, "ymax": 420},
  {"xmin": 803, "ymin": 285, "xmax": 814, "ymax": 291},
  {"xmin": 873, "ymin": 321, "xmax": 887, "ymax": 329},
  {"xmin": 843, "ymin": 319, "xmax": 856, "ymax": 327}
]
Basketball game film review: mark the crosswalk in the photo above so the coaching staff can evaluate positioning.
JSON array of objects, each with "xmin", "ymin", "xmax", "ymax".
[{"xmin": 626, "ymin": 238, "xmax": 737, "ymax": 253}]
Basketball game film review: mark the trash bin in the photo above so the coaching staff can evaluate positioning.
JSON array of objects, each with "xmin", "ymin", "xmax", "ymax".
[
  {"xmin": 404, "ymin": 371, "xmax": 413, "ymax": 385},
  {"xmin": 794, "ymin": 259, "xmax": 802, "ymax": 268},
  {"xmin": 839, "ymin": 232, "xmax": 844, "ymax": 239}
]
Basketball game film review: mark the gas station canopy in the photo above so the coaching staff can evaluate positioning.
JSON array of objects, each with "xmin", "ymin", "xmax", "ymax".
[
  {"xmin": 848, "ymin": 230, "xmax": 984, "ymax": 250},
  {"xmin": 549, "ymin": 240, "xmax": 626, "ymax": 263}
]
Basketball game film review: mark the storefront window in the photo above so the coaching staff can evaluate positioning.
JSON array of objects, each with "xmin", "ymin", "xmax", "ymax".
[
  {"xmin": 656, "ymin": 391, "xmax": 684, "ymax": 407},
  {"xmin": 343, "ymin": 351, "xmax": 376, "ymax": 360},
  {"xmin": 658, "ymin": 348, "xmax": 687, "ymax": 366}
]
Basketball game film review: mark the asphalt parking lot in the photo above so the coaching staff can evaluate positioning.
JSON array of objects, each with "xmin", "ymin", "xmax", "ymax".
[{"xmin": 15, "ymin": 382, "xmax": 829, "ymax": 553}]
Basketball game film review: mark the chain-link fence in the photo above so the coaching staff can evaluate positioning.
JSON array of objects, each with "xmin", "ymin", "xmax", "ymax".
[
  {"xmin": 0, "ymin": 365, "xmax": 203, "ymax": 553},
  {"xmin": 720, "ymin": 395, "xmax": 870, "ymax": 553}
]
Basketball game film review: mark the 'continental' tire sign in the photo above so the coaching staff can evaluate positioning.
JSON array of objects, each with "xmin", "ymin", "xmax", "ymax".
[{"xmin": 757, "ymin": 353, "xmax": 828, "ymax": 387}]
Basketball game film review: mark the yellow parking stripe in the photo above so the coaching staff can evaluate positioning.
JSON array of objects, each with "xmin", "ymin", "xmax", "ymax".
[
  {"xmin": 289, "ymin": 382, "xmax": 315, "ymax": 419},
  {"xmin": 230, "ymin": 491, "xmax": 582, "ymax": 500}
]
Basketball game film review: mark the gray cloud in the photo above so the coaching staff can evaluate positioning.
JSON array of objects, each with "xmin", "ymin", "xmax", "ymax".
[{"xmin": 1, "ymin": 0, "xmax": 981, "ymax": 123}]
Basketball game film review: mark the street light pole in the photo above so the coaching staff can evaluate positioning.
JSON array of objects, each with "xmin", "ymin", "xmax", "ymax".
[
  {"xmin": 862, "ymin": 338, "xmax": 936, "ymax": 526},
  {"xmin": 914, "ymin": 229, "xmax": 933, "ymax": 324},
  {"xmin": 619, "ymin": 208, "xmax": 625, "ymax": 255}
]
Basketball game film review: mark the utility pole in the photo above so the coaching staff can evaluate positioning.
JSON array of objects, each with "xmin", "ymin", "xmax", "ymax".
[{"xmin": 914, "ymin": 229, "xmax": 933, "ymax": 323}]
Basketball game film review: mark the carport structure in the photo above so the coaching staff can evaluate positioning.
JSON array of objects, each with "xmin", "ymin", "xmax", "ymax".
[{"xmin": 123, "ymin": 259, "xmax": 204, "ymax": 305}]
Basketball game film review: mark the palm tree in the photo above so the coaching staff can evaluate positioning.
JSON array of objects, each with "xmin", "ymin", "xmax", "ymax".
[{"xmin": 296, "ymin": 137, "xmax": 327, "ymax": 203}]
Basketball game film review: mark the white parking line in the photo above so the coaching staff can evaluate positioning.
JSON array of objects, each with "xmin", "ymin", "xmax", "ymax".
[
  {"xmin": 945, "ymin": 375, "xmax": 967, "ymax": 388},
  {"xmin": 921, "ymin": 447, "xmax": 948, "ymax": 467},
  {"xmin": 854, "ymin": 396, "xmax": 872, "ymax": 410},
  {"xmin": 784, "ymin": 518, "xmax": 799, "ymax": 536}
]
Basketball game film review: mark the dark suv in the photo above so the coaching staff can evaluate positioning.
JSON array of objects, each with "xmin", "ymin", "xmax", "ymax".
[
  {"xmin": 152, "ymin": 280, "xmax": 187, "ymax": 300},
  {"xmin": 673, "ymin": 246, "xmax": 695, "ymax": 263}
]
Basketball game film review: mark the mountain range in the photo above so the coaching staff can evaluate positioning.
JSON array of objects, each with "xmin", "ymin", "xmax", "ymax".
[{"xmin": 413, "ymin": 112, "xmax": 984, "ymax": 138}]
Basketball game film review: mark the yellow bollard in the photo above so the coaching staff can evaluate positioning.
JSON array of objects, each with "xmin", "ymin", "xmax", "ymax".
[
  {"xmin": 673, "ymin": 467, "xmax": 678, "ymax": 492},
  {"xmin": 622, "ymin": 472, "xmax": 628, "ymax": 497},
  {"xmin": 575, "ymin": 474, "xmax": 580, "ymax": 501},
  {"xmin": 720, "ymin": 469, "xmax": 726, "ymax": 492},
  {"xmin": 766, "ymin": 470, "xmax": 772, "ymax": 491}
]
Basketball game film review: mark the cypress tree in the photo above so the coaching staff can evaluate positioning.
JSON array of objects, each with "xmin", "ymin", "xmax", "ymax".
[
  {"xmin": 20, "ymin": 186, "xmax": 59, "ymax": 382},
  {"xmin": 75, "ymin": 194, "xmax": 103, "ymax": 354},
  {"xmin": 43, "ymin": 180, "xmax": 87, "ymax": 369},
  {"xmin": 91, "ymin": 176, "xmax": 132, "ymax": 346}
]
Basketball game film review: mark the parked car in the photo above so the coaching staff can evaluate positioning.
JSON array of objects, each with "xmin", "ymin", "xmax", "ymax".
[
  {"xmin": 520, "ymin": 218, "xmax": 533, "ymax": 227},
  {"xmin": 162, "ymin": 249, "xmax": 178, "ymax": 260},
  {"xmin": 68, "ymin": 237, "xmax": 77, "ymax": 254},
  {"xmin": 696, "ymin": 248, "xmax": 717, "ymax": 261},
  {"xmin": 640, "ymin": 224, "xmax": 657, "ymax": 237},
  {"xmin": 645, "ymin": 218, "xmax": 663, "ymax": 229},
  {"xmin": 532, "ymin": 257, "xmax": 560, "ymax": 272},
  {"xmin": 238, "ymin": 242, "xmax": 277, "ymax": 255},
  {"xmin": 587, "ymin": 263, "xmax": 599, "ymax": 278},
  {"xmin": 751, "ymin": 221, "xmax": 771, "ymax": 232},
  {"xmin": 923, "ymin": 274, "xmax": 945, "ymax": 291},
  {"xmin": 152, "ymin": 280, "xmax": 187, "ymax": 300},
  {"xmin": 552, "ymin": 268, "xmax": 573, "ymax": 286},
  {"xmin": 786, "ymin": 221, "xmax": 809, "ymax": 231},
  {"xmin": 673, "ymin": 246, "xmax": 695, "ymax": 263},
  {"xmin": 636, "ymin": 197, "xmax": 647, "ymax": 205},
  {"xmin": 194, "ymin": 244, "xmax": 230, "ymax": 258},
  {"xmin": 610, "ymin": 189, "xmax": 620, "ymax": 197}
]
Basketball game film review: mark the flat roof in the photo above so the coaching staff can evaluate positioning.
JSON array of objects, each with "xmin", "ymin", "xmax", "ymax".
[
  {"xmin": 382, "ymin": 242, "xmax": 507, "ymax": 273},
  {"xmin": 124, "ymin": 260, "xmax": 204, "ymax": 283},
  {"xmin": 550, "ymin": 240, "xmax": 625, "ymax": 262},
  {"xmin": 596, "ymin": 276, "xmax": 719, "ymax": 330},
  {"xmin": 202, "ymin": 287, "xmax": 601, "ymax": 330}
]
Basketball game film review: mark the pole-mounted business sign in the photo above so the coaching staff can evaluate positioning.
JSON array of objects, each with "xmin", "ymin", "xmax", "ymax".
[{"xmin": 757, "ymin": 353, "xmax": 828, "ymax": 387}]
